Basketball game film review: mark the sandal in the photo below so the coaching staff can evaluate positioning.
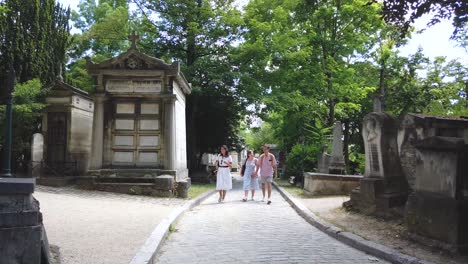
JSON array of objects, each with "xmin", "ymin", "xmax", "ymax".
[{"xmin": 242, "ymin": 198, "xmax": 247, "ymax": 202}]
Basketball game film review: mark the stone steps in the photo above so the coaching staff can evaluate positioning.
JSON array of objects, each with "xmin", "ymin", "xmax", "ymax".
[
  {"xmin": 87, "ymin": 169, "xmax": 176, "ymax": 178},
  {"xmin": 95, "ymin": 177, "xmax": 158, "ymax": 184},
  {"xmin": 94, "ymin": 181, "xmax": 173, "ymax": 197}
]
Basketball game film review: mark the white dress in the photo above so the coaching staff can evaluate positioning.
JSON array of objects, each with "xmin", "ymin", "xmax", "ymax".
[{"xmin": 215, "ymin": 155, "xmax": 232, "ymax": 190}]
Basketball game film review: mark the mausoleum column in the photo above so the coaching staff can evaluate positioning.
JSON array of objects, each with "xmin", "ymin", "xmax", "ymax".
[
  {"xmin": 90, "ymin": 93, "xmax": 106, "ymax": 169},
  {"xmin": 164, "ymin": 97, "xmax": 176, "ymax": 171}
]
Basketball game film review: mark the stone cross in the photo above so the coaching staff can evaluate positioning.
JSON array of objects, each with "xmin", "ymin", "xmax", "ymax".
[{"xmin": 128, "ymin": 31, "xmax": 140, "ymax": 49}]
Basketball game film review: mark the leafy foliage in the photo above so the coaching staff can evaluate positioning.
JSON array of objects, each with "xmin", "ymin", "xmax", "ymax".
[
  {"xmin": 0, "ymin": 79, "xmax": 45, "ymax": 172},
  {"xmin": 377, "ymin": 0, "xmax": 468, "ymax": 42},
  {"xmin": 0, "ymin": 0, "xmax": 70, "ymax": 85},
  {"xmin": 133, "ymin": 0, "xmax": 246, "ymax": 168}
]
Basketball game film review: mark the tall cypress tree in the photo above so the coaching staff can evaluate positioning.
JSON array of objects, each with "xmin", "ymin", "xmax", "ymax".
[{"xmin": 0, "ymin": 0, "xmax": 70, "ymax": 88}]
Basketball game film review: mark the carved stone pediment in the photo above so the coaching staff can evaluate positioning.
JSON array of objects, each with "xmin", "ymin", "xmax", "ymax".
[{"xmin": 87, "ymin": 49, "xmax": 177, "ymax": 72}]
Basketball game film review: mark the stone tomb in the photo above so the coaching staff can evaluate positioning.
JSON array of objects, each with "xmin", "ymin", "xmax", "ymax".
[
  {"xmin": 402, "ymin": 114, "xmax": 468, "ymax": 253},
  {"xmin": 30, "ymin": 133, "xmax": 44, "ymax": 178},
  {"xmin": 84, "ymin": 39, "xmax": 191, "ymax": 195},
  {"xmin": 398, "ymin": 113, "xmax": 468, "ymax": 190},
  {"xmin": 328, "ymin": 121, "xmax": 346, "ymax": 174},
  {"xmin": 348, "ymin": 112, "xmax": 408, "ymax": 215},
  {"xmin": 39, "ymin": 80, "xmax": 94, "ymax": 186}
]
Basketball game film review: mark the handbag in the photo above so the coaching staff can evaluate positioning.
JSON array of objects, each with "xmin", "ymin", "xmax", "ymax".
[{"xmin": 240, "ymin": 158, "xmax": 247, "ymax": 176}]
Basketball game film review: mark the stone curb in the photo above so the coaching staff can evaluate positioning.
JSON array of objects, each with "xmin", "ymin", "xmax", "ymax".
[
  {"xmin": 273, "ymin": 182, "xmax": 432, "ymax": 264},
  {"xmin": 129, "ymin": 189, "xmax": 217, "ymax": 264}
]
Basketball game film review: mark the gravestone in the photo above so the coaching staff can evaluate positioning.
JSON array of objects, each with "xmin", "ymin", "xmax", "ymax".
[
  {"xmin": 328, "ymin": 121, "xmax": 345, "ymax": 174},
  {"xmin": 348, "ymin": 112, "xmax": 408, "ymax": 215},
  {"xmin": 31, "ymin": 133, "xmax": 44, "ymax": 178},
  {"xmin": 317, "ymin": 145, "xmax": 330, "ymax": 173}
]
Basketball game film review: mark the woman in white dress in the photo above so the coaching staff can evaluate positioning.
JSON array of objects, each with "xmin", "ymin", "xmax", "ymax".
[
  {"xmin": 240, "ymin": 150, "xmax": 259, "ymax": 202},
  {"xmin": 215, "ymin": 145, "xmax": 232, "ymax": 203}
]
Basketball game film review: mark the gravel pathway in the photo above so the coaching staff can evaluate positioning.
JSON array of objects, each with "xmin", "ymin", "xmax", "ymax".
[
  {"xmin": 155, "ymin": 175, "xmax": 390, "ymax": 264},
  {"xmin": 35, "ymin": 186, "xmax": 185, "ymax": 264}
]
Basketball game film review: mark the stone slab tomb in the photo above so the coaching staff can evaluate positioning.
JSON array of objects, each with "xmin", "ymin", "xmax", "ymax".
[
  {"xmin": 303, "ymin": 172, "xmax": 362, "ymax": 196},
  {"xmin": 348, "ymin": 112, "xmax": 408, "ymax": 215}
]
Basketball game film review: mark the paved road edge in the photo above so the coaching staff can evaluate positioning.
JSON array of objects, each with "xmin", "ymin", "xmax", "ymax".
[
  {"xmin": 129, "ymin": 189, "xmax": 217, "ymax": 264},
  {"xmin": 273, "ymin": 182, "xmax": 432, "ymax": 264}
]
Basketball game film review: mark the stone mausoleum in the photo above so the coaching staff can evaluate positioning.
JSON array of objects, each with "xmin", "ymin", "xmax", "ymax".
[
  {"xmin": 85, "ymin": 37, "xmax": 190, "ymax": 181},
  {"xmin": 39, "ymin": 34, "xmax": 191, "ymax": 196}
]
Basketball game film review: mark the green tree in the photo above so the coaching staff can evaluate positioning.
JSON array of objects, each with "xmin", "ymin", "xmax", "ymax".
[
  {"xmin": 0, "ymin": 79, "xmax": 45, "ymax": 172},
  {"xmin": 66, "ymin": 0, "xmax": 132, "ymax": 92},
  {"xmin": 0, "ymin": 0, "xmax": 70, "ymax": 85},
  {"xmin": 239, "ymin": 0, "xmax": 384, "ymax": 174},
  {"xmin": 133, "ymin": 0, "xmax": 245, "ymax": 168},
  {"xmin": 377, "ymin": 0, "xmax": 468, "ymax": 42}
]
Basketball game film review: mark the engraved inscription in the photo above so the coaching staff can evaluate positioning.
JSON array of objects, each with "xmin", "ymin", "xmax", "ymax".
[
  {"xmin": 370, "ymin": 143, "xmax": 380, "ymax": 173},
  {"xmin": 106, "ymin": 80, "xmax": 162, "ymax": 93}
]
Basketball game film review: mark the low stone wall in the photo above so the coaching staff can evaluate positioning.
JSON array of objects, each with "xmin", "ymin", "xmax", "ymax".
[{"xmin": 303, "ymin": 172, "xmax": 362, "ymax": 196}]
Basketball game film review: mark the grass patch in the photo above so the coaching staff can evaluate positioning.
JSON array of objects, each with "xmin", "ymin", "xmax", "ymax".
[
  {"xmin": 169, "ymin": 224, "xmax": 178, "ymax": 233},
  {"xmin": 188, "ymin": 183, "xmax": 215, "ymax": 199},
  {"xmin": 274, "ymin": 179, "xmax": 305, "ymax": 197}
]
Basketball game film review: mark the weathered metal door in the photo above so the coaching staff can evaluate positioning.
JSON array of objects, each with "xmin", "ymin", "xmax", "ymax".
[{"xmin": 46, "ymin": 112, "xmax": 67, "ymax": 164}]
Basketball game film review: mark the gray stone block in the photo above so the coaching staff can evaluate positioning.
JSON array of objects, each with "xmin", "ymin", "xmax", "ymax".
[
  {"xmin": 0, "ymin": 178, "xmax": 35, "ymax": 194},
  {"xmin": 154, "ymin": 175, "xmax": 174, "ymax": 190}
]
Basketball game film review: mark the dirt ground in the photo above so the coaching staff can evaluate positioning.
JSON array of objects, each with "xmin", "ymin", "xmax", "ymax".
[{"xmin": 296, "ymin": 195, "xmax": 468, "ymax": 264}]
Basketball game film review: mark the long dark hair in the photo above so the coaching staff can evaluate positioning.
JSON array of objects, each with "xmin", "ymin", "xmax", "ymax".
[
  {"xmin": 243, "ymin": 150, "xmax": 253, "ymax": 165},
  {"xmin": 220, "ymin": 145, "xmax": 229, "ymax": 157}
]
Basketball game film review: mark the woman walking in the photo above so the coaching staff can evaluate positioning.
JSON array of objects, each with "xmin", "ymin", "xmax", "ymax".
[
  {"xmin": 214, "ymin": 145, "xmax": 232, "ymax": 203},
  {"xmin": 240, "ymin": 150, "xmax": 259, "ymax": 202}
]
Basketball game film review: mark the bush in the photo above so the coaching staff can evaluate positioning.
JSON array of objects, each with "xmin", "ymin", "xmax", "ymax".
[{"xmin": 285, "ymin": 143, "xmax": 321, "ymax": 180}]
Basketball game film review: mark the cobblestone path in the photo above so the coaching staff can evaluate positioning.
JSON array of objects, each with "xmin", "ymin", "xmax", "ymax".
[{"xmin": 155, "ymin": 175, "xmax": 389, "ymax": 264}]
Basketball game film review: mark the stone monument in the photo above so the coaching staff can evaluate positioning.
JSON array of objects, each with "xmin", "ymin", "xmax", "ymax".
[
  {"xmin": 328, "ymin": 121, "xmax": 346, "ymax": 174},
  {"xmin": 398, "ymin": 113, "xmax": 468, "ymax": 191},
  {"xmin": 402, "ymin": 114, "xmax": 468, "ymax": 254},
  {"xmin": 76, "ymin": 32, "xmax": 191, "ymax": 196},
  {"xmin": 317, "ymin": 144, "xmax": 330, "ymax": 173},
  {"xmin": 40, "ymin": 80, "xmax": 94, "ymax": 186},
  {"xmin": 0, "ymin": 178, "xmax": 50, "ymax": 263},
  {"xmin": 347, "ymin": 112, "xmax": 408, "ymax": 215},
  {"xmin": 30, "ymin": 133, "xmax": 44, "ymax": 178}
]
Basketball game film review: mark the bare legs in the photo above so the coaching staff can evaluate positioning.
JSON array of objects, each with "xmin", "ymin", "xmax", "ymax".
[
  {"xmin": 267, "ymin": 182, "xmax": 272, "ymax": 200},
  {"xmin": 218, "ymin": 190, "xmax": 227, "ymax": 202},
  {"xmin": 251, "ymin": 190, "xmax": 255, "ymax": 199},
  {"xmin": 261, "ymin": 181, "xmax": 272, "ymax": 203},
  {"xmin": 261, "ymin": 182, "xmax": 266, "ymax": 200}
]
